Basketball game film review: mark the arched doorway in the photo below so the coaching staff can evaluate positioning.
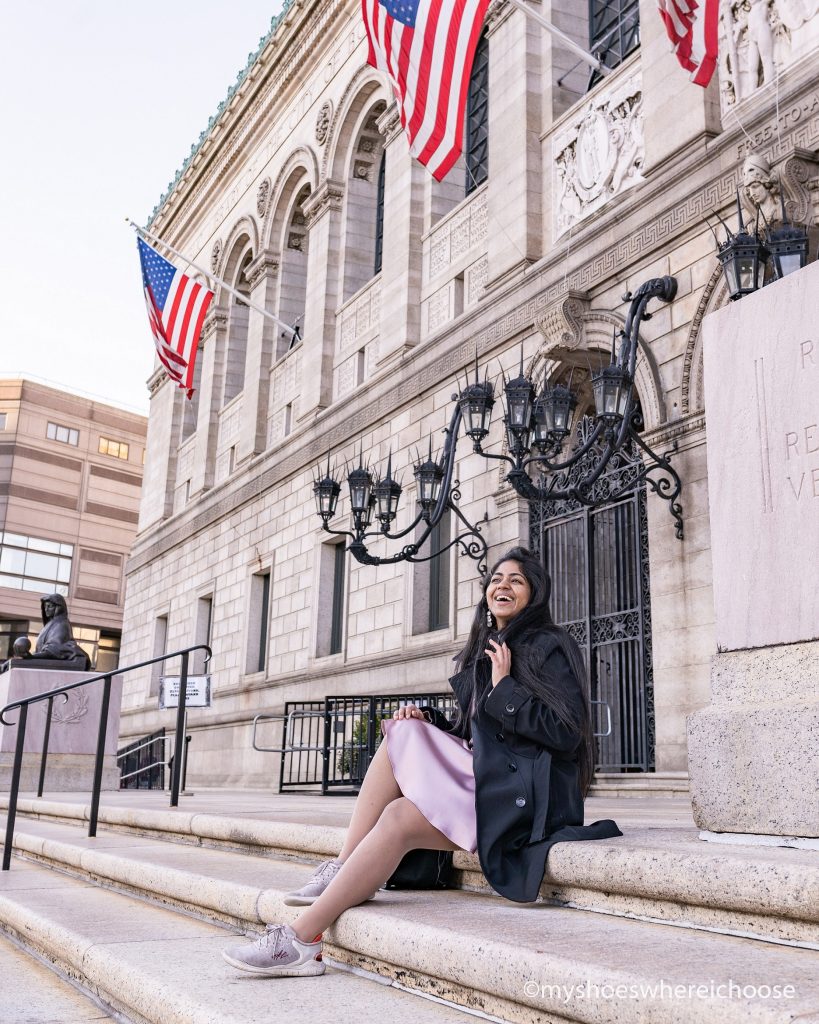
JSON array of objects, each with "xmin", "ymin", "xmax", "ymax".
[{"xmin": 529, "ymin": 411, "xmax": 655, "ymax": 772}]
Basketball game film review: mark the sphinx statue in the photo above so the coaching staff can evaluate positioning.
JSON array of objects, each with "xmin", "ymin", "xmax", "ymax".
[{"xmin": 1, "ymin": 594, "xmax": 92, "ymax": 673}]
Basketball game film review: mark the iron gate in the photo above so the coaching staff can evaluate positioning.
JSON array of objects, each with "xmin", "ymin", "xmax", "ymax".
[{"xmin": 530, "ymin": 425, "xmax": 655, "ymax": 771}]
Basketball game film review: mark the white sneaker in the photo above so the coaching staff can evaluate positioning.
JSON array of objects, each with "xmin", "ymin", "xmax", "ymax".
[
  {"xmin": 222, "ymin": 923, "xmax": 325, "ymax": 977},
  {"xmin": 283, "ymin": 858, "xmax": 377, "ymax": 907},
  {"xmin": 283, "ymin": 859, "xmax": 343, "ymax": 906}
]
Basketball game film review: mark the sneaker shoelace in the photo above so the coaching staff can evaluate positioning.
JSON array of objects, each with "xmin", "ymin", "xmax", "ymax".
[
  {"xmin": 260, "ymin": 923, "xmax": 287, "ymax": 952},
  {"xmin": 309, "ymin": 860, "xmax": 339, "ymax": 886}
]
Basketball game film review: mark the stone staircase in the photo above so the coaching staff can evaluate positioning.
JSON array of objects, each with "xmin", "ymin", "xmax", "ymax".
[{"xmin": 1, "ymin": 793, "xmax": 818, "ymax": 1024}]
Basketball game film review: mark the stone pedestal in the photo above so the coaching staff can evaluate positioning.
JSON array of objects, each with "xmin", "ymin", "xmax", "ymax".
[
  {"xmin": 688, "ymin": 261, "xmax": 819, "ymax": 838},
  {"xmin": 0, "ymin": 669, "xmax": 122, "ymax": 792}
]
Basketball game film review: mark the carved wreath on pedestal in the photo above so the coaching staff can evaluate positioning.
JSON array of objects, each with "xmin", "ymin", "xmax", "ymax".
[{"xmin": 40, "ymin": 690, "xmax": 90, "ymax": 725}]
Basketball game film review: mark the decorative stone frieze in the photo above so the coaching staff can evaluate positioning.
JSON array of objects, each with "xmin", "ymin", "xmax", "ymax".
[
  {"xmin": 315, "ymin": 100, "xmax": 333, "ymax": 144},
  {"xmin": 376, "ymin": 102, "xmax": 402, "ymax": 144},
  {"xmin": 256, "ymin": 178, "xmax": 271, "ymax": 218},
  {"xmin": 427, "ymin": 187, "xmax": 488, "ymax": 279},
  {"xmin": 718, "ymin": 0, "xmax": 819, "ymax": 112},
  {"xmin": 245, "ymin": 252, "xmax": 279, "ymax": 291},
  {"xmin": 535, "ymin": 291, "xmax": 590, "ymax": 352},
  {"xmin": 210, "ymin": 239, "xmax": 222, "ymax": 273},
  {"xmin": 465, "ymin": 255, "xmax": 489, "ymax": 306},
  {"xmin": 201, "ymin": 309, "xmax": 228, "ymax": 343},
  {"xmin": 337, "ymin": 278, "xmax": 380, "ymax": 356},
  {"xmin": 553, "ymin": 68, "xmax": 644, "ymax": 238},
  {"xmin": 302, "ymin": 179, "xmax": 344, "ymax": 225}
]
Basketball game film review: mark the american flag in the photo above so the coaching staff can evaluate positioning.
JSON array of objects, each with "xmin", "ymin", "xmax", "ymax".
[
  {"xmin": 362, "ymin": 0, "xmax": 491, "ymax": 181},
  {"xmin": 137, "ymin": 237, "xmax": 213, "ymax": 398},
  {"xmin": 658, "ymin": 0, "xmax": 719, "ymax": 87}
]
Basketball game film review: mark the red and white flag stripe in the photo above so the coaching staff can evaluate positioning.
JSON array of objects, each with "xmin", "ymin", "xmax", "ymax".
[
  {"xmin": 144, "ymin": 275, "xmax": 212, "ymax": 395},
  {"xmin": 658, "ymin": 0, "xmax": 720, "ymax": 87},
  {"xmin": 362, "ymin": 0, "xmax": 491, "ymax": 181}
]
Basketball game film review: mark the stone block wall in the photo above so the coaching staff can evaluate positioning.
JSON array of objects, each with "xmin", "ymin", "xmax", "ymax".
[{"xmin": 119, "ymin": 0, "xmax": 819, "ymax": 784}]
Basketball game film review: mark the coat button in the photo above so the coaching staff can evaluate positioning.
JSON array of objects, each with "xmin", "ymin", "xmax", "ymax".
[
  {"xmin": 507, "ymin": 763, "xmax": 517, "ymax": 772},
  {"xmin": 515, "ymin": 797, "xmax": 526, "ymax": 807},
  {"xmin": 505, "ymin": 703, "xmax": 515, "ymax": 713},
  {"xmin": 495, "ymin": 732, "xmax": 505, "ymax": 742}
]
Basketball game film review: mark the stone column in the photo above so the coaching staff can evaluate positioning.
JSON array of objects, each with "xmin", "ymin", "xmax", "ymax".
[
  {"xmin": 639, "ymin": 0, "xmax": 721, "ymax": 173},
  {"xmin": 299, "ymin": 180, "xmax": 344, "ymax": 421},
  {"xmin": 376, "ymin": 104, "xmax": 425, "ymax": 365},
  {"xmin": 138, "ymin": 369, "xmax": 181, "ymax": 529},
  {"xmin": 189, "ymin": 308, "xmax": 227, "ymax": 496},
  {"xmin": 687, "ymin": 259, "xmax": 819, "ymax": 841},
  {"xmin": 484, "ymin": 0, "xmax": 543, "ymax": 291},
  {"xmin": 237, "ymin": 250, "xmax": 279, "ymax": 463}
]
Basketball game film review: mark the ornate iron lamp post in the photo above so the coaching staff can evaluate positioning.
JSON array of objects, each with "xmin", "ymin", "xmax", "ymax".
[
  {"xmin": 314, "ymin": 275, "xmax": 684, "ymax": 568},
  {"xmin": 765, "ymin": 193, "xmax": 810, "ymax": 281},
  {"xmin": 714, "ymin": 195, "xmax": 768, "ymax": 301}
]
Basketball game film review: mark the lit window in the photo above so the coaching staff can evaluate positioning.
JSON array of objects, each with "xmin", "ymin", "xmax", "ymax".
[
  {"xmin": 99, "ymin": 437, "xmax": 130, "ymax": 460},
  {"xmin": 0, "ymin": 532, "xmax": 73, "ymax": 595},
  {"xmin": 46, "ymin": 422, "xmax": 79, "ymax": 446}
]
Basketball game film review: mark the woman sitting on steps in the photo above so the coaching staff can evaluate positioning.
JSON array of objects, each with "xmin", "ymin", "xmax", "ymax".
[{"xmin": 223, "ymin": 546, "xmax": 622, "ymax": 977}]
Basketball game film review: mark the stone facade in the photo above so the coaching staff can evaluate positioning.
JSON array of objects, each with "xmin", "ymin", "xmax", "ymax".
[{"xmin": 119, "ymin": 0, "xmax": 819, "ymax": 787}]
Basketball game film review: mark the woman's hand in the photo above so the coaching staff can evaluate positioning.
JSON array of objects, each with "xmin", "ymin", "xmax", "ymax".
[
  {"xmin": 485, "ymin": 637, "xmax": 512, "ymax": 687},
  {"xmin": 393, "ymin": 704, "xmax": 429, "ymax": 721}
]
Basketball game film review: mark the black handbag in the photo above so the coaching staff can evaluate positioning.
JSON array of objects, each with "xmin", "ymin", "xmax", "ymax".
[{"xmin": 383, "ymin": 848, "xmax": 453, "ymax": 889}]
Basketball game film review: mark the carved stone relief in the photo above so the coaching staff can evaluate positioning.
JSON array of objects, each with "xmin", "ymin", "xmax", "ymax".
[
  {"xmin": 553, "ymin": 69, "xmax": 644, "ymax": 238},
  {"xmin": 719, "ymin": 1, "xmax": 819, "ymax": 111},
  {"xmin": 210, "ymin": 239, "xmax": 222, "ymax": 273},
  {"xmin": 534, "ymin": 291, "xmax": 589, "ymax": 352},
  {"xmin": 426, "ymin": 188, "xmax": 488, "ymax": 280},
  {"xmin": 337, "ymin": 279, "xmax": 381, "ymax": 355},
  {"xmin": 466, "ymin": 255, "xmax": 489, "ymax": 306},
  {"xmin": 315, "ymin": 101, "xmax": 333, "ymax": 145},
  {"xmin": 533, "ymin": 295, "xmax": 665, "ymax": 431},
  {"xmin": 739, "ymin": 147, "xmax": 819, "ymax": 227},
  {"xmin": 256, "ymin": 178, "xmax": 271, "ymax": 219}
]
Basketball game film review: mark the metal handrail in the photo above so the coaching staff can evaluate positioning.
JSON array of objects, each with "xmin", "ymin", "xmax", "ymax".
[
  {"xmin": 252, "ymin": 710, "xmax": 327, "ymax": 753},
  {"xmin": 116, "ymin": 734, "xmax": 173, "ymax": 763},
  {"xmin": 0, "ymin": 643, "xmax": 212, "ymax": 871},
  {"xmin": 119, "ymin": 760, "xmax": 168, "ymax": 783},
  {"xmin": 591, "ymin": 699, "xmax": 613, "ymax": 738}
]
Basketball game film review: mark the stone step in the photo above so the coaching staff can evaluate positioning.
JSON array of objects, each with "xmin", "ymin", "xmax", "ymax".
[
  {"xmin": 588, "ymin": 773, "xmax": 690, "ymax": 798},
  {"xmin": 7, "ymin": 797, "xmax": 818, "ymax": 949},
  {"xmin": 2, "ymin": 821, "xmax": 819, "ymax": 1024},
  {"xmin": 0, "ymin": 931, "xmax": 114, "ymax": 1022},
  {"xmin": 0, "ymin": 858, "xmax": 482, "ymax": 1024}
]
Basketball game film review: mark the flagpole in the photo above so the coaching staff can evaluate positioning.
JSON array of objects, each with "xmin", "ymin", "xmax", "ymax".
[
  {"xmin": 503, "ymin": 0, "xmax": 611, "ymax": 76},
  {"xmin": 126, "ymin": 218, "xmax": 297, "ymax": 337}
]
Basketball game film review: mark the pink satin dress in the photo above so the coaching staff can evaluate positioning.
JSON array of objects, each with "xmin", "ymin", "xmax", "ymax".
[{"xmin": 380, "ymin": 717, "xmax": 478, "ymax": 853}]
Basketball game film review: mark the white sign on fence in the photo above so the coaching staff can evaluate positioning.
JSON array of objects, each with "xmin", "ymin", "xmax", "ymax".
[{"xmin": 159, "ymin": 675, "xmax": 212, "ymax": 709}]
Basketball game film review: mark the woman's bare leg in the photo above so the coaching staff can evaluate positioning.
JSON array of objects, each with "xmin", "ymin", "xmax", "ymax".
[
  {"xmin": 292, "ymin": 796, "xmax": 458, "ymax": 941},
  {"xmin": 337, "ymin": 740, "xmax": 401, "ymax": 861}
]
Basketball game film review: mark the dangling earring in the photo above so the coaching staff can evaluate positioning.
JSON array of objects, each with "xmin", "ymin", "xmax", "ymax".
[{"xmin": 486, "ymin": 607, "xmax": 494, "ymax": 628}]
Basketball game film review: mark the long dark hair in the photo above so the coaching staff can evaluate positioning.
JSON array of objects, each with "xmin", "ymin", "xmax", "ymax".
[{"xmin": 452, "ymin": 546, "xmax": 595, "ymax": 797}]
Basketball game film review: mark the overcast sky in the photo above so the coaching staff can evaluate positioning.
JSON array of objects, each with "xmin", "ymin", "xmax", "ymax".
[{"xmin": 0, "ymin": 2, "xmax": 284, "ymax": 416}]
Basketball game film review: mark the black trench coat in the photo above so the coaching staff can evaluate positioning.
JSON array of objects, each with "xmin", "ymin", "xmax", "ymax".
[{"xmin": 426, "ymin": 630, "xmax": 622, "ymax": 903}]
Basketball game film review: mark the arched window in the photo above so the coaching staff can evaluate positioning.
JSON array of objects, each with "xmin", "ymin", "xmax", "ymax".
[
  {"xmin": 223, "ymin": 251, "xmax": 251, "ymax": 406},
  {"xmin": 278, "ymin": 183, "xmax": 311, "ymax": 358},
  {"xmin": 374, "ymin": 152, "xmax": 386, "ymax": 275},
  {"xmin": 465, "ymin": 31, "xmax": 489, "ymax": 195},
  {"xmin": 342, "ymin": 100, "xmax": 386, "ymax": 301}
]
